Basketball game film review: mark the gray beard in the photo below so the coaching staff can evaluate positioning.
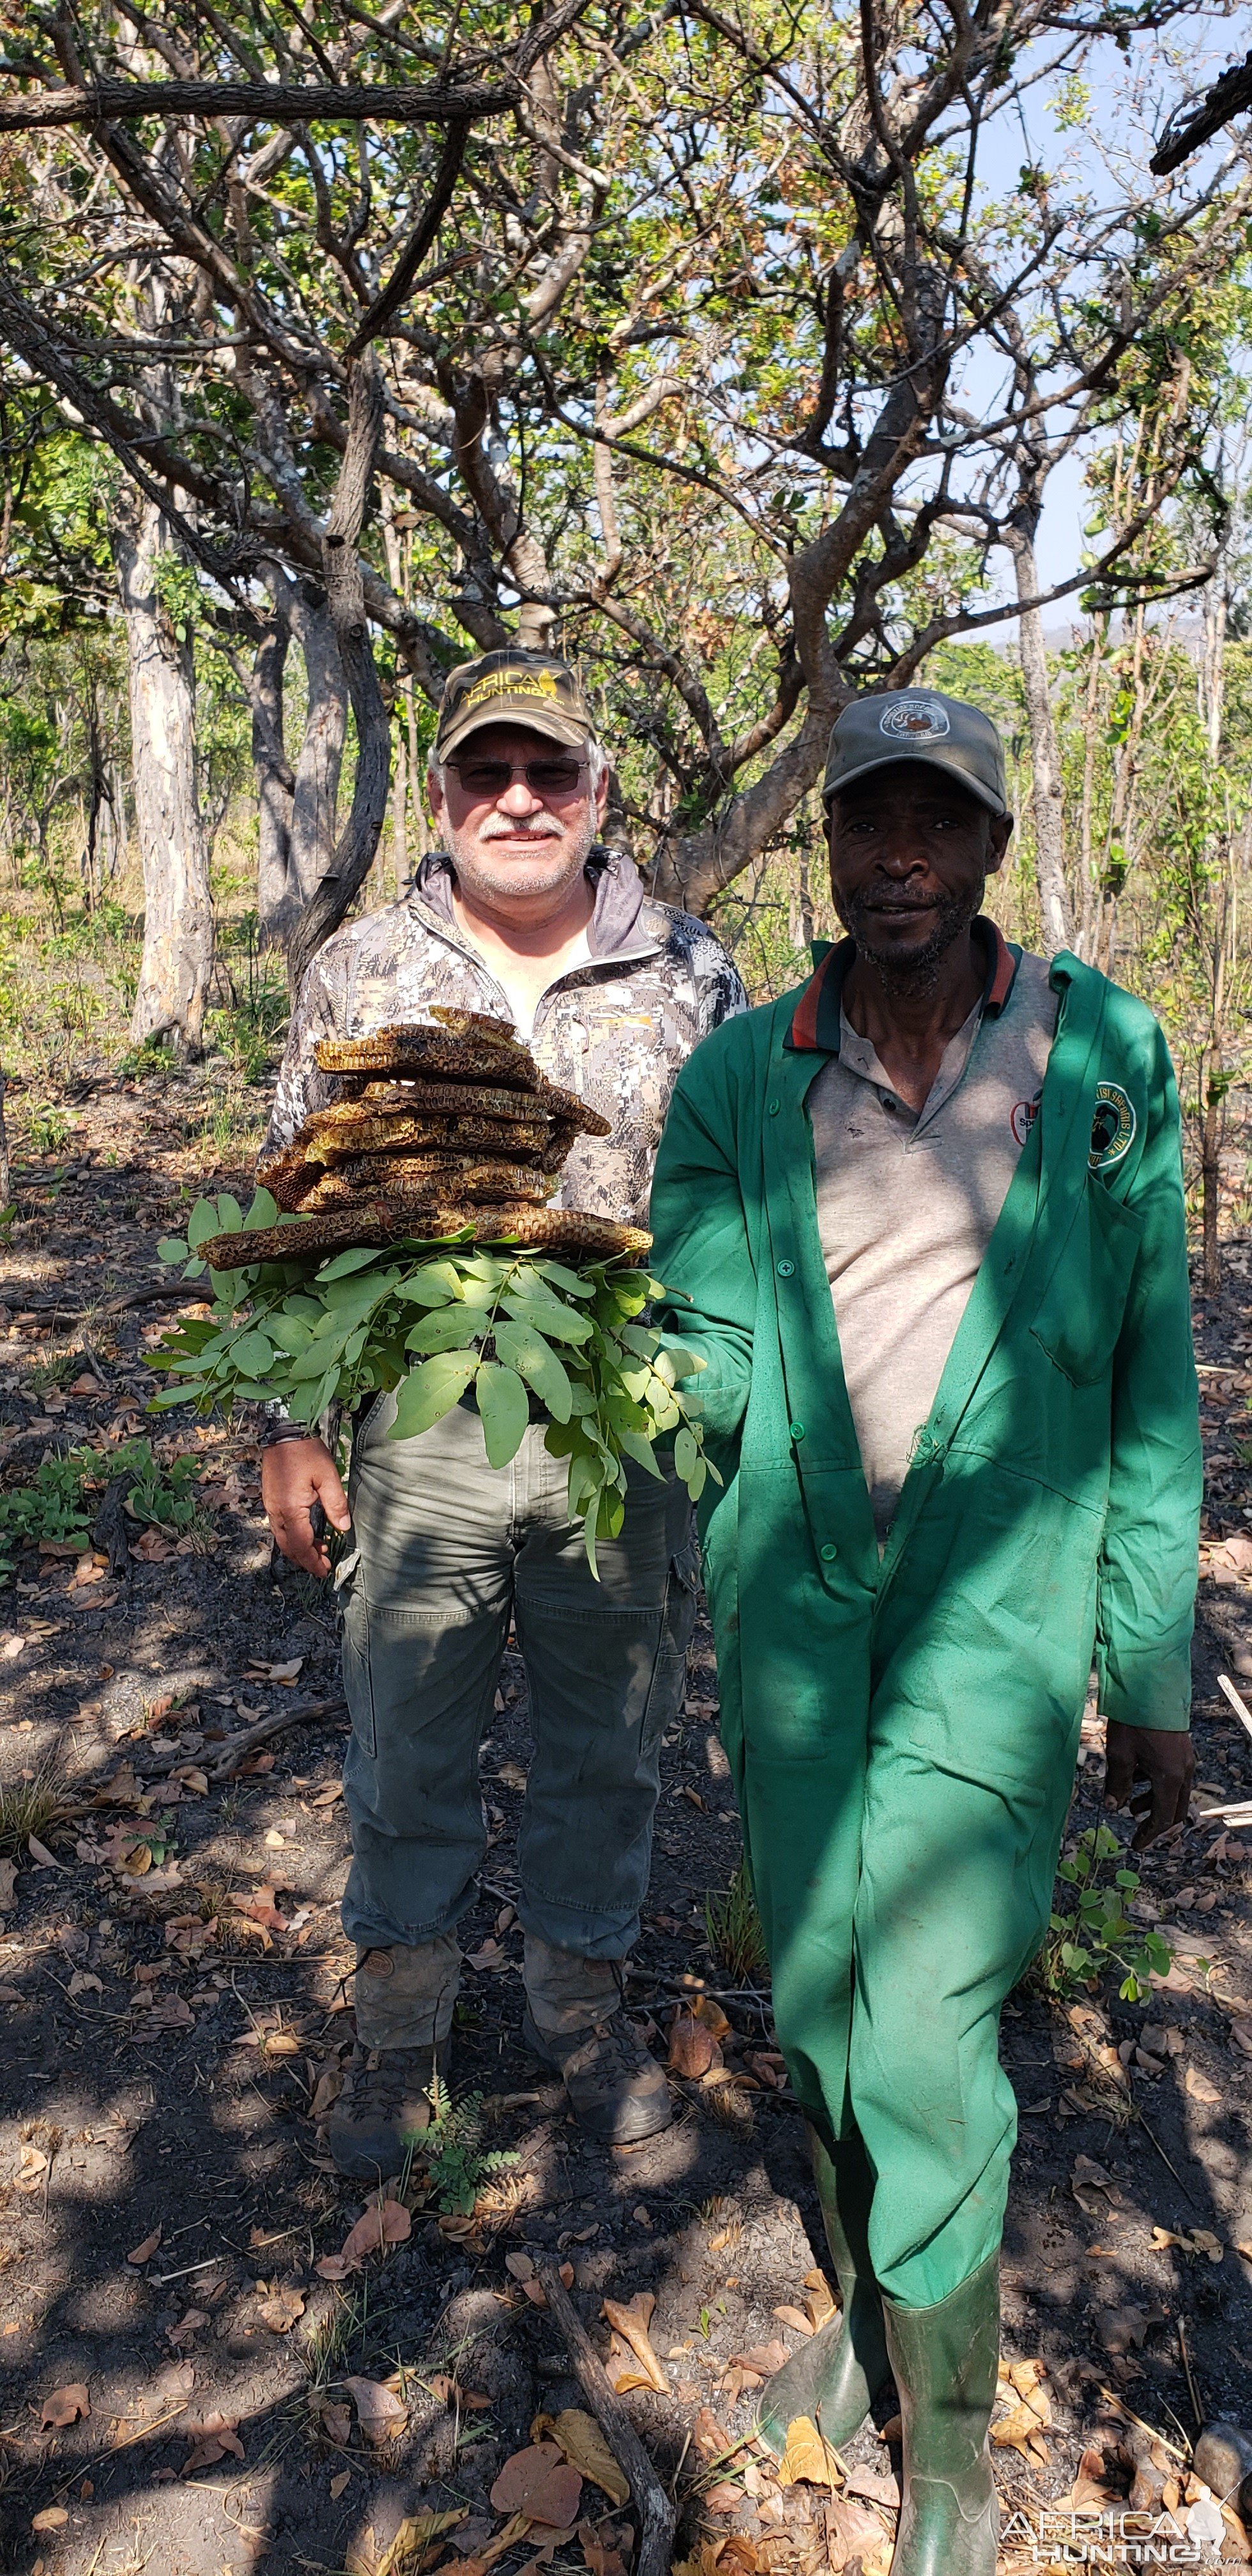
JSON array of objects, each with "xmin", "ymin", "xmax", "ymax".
[{"xmin": 837, "ymin": 879, "xmax": 984, "ymax": 997}]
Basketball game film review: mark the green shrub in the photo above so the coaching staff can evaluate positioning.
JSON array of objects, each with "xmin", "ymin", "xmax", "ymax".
[{"xmin": 1035, "ymin": 1824, "xmax": 1176, "ymax": 2004}]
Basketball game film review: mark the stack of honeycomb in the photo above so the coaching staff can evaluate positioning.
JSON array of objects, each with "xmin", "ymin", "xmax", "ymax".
[{"xmin": 202, "ymin": 1008, "xmax": 651, "ymax": 1268}]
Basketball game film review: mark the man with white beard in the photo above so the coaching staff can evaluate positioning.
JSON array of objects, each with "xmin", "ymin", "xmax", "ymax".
[{"xmin": 258, "ymin": 648, "xmax": 745, "ymax": 2175}]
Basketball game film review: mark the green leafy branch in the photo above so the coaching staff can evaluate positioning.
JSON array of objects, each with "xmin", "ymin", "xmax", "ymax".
[
  {"xmin": 1036, "ymin": 1824, "xmax": 1175, "ymax": 2004},
  {"xmin": 150, "ymin": 1192, "xmax": 718, "ymax": 1571}
]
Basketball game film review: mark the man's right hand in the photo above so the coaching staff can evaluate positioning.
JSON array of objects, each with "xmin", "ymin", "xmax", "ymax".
[{"xmin": 261, "ymin": 1437, "xmax": 352, "ymax": 1578}]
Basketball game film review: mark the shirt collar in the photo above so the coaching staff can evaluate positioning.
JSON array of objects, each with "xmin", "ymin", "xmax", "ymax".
[
  {"xmin": 411, "ymin": 844, "xmax": 648, "ymax": 958},
  {"xmin": 786, "ymin": 916, "xmax": 1020, "ymax": 1054}
]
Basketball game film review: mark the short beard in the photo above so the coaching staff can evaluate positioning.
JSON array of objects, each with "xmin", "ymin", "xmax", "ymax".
[
  {"xmin": 836, "ymin": 878, "xmax": 984, "ymax": 997},
  {"xmin": 446, "ymin": 808, "xmax": 598, "ymax": 908}
]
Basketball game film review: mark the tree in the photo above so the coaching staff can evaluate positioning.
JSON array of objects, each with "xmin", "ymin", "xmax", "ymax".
[{"xmin": 0, "ymin": 0, "xmax": 1248, "ymax": 963}]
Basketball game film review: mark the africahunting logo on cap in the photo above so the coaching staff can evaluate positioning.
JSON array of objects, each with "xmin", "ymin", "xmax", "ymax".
[
  {"xmin": 464, "ymin": 666, "xmax": 561, "ymax": 710},
  {"xmin": 1089, "ymin": 1081, "xmax": 1136, "ymax": 1172},
  {"xmin": 879, "ymin": 696, "xmax": 952, "ymax": 744}
]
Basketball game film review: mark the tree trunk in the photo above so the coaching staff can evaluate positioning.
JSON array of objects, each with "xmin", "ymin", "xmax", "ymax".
[
  {"xmin": 114, "ymin": 489, "xmax": 213, "ymax": 1053},
  {"xmin": 254, "ymin": 568, "xmax": 349, "ymax": 951},
  {"xmin": 286, "ymin": 358, "xmax": 390, "ymax": 995},
  {"xmin": 1007, "ymin": 521, "xmax": 1071, "ymax": 955}
]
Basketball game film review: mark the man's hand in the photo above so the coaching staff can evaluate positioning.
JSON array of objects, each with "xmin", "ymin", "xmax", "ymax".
[
  {"xmin": 1103, "ymin": 1719, "xmax": 1195, "ymax": 1849},
  {"xmin": 261, "ymin": 1436, "xmax": 351, "ymax": 1579}
]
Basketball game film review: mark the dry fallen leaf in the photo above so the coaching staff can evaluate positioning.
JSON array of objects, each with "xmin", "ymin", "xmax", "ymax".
[
  {"xmin": 127, "ymin": 2228, "xmax": 162, "ymax": 2266},
  {"xmin": 67, "ymin": 1969, "xmax": 103, "ymax": 1997},
  {"xmin": 373, "ymin": 2509, "xmax": 466, "ymax": 2576},
  {"xmin": 544, "ymin": 2410, "xmax": 630, "ymax": 2509},
  {"xmin": 1185, "ymin": 2065, "xmax": 1222, "ymax": 2105},
  {"xmin": 167, "ymin": 2310, "xmax": 210, "ymax": 2350},
  {"xmin": 40, "ymin": 2383, "xmax": 90, "ymax": 2429},
  {"xmin": 772, "ymin": 2304, "xmax": 814, "ymax": 2337},
  {"xmin": 343, "ymin": 2375, "xmax": 408, "ymax": 2444},
  {"xmin": 258, "ymin": 2284, "xmax": 306, "ymax": 2333},
  {"xmin": 337, "ymin": 2199, "xmax": 412, "ymax": 2271},
  {"xmin": 491, "ymin": 2443, "xmax": 584, "ymax": 2527},
  {"xmin": 27, "ymin": 1835, "xmax": 61, "ymax": 1869},
  {"xmin": 330, "ymin": 2469, "xmax": 350, "ymax": 2499},
  {"xmin": 601, "ymin": 2294, "xmax": 668, "ymax": 2395},
  {"xmin": 689, "ymin": 1994, "xmax": 731, "ymax": 2041},
  {"xmin": 777, "ymin": 2414, "xmax": 841, "ymax": 2488},
  {"xmin": 31, "ymin": 2507, "xmax": 69, "ymax": 2531},
  {"xmin": 668, "ymin": 2012, "xmax": 721, "ymax": 2080}
]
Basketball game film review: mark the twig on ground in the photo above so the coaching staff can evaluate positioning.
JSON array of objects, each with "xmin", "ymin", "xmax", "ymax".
[
  {"xmin": 1177, "ymin": 2315, "xmax": 1205, "ymax": 2429},
  {"xmin": 1133, "ymin": 2106, "xmax": 1198, "ymax": 2205},
  {"xmin": 208, "ymin": 1697, "xmax": 348, "ymax": 1778},
  {"xmin": 535, "ymin": 2261, "xmax": 676, "ymax": 2576}
]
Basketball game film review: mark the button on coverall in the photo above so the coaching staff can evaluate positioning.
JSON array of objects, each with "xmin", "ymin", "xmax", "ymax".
[{"xmin": 648, "ymin": 950, "xmax": 1200, "ymax": 2309}]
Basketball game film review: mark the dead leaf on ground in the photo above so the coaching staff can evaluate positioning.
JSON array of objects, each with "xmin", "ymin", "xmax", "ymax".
[
  {"xmin": 777, "ymin": 2414, "xmax": 842, "ymax": 2488},
  {"xmin": 330, "ymin": 2199, "xmax": 412, "ymax": 2273},
  {"xmin": 40, "ymin": 2384, "xmax": 89, "ymax": 2429},
  {"xmin": 689, "ymin": 1993, "xmax": 731, "ymax": 2041},
  {"xmin": 668, "ymin": 2012, "xmax": 721, "ymax": 2080},
  {"xmin": 540, "ymin": 2409, "xmax": 629, "ymax": 2508},
  {"xmin": 343, "ymin": 2375, "xmax": 408, "ymax": 2444},
  {"xmin": 167, "ymin": 2310, "xmax": 210, "ymax": 2350},
  {"xmin": 330, "ymin": 2469, "xmax": 350, "ymax": 2499},
  {"xmin": 1096, "ymin": 2304, "xmax": 1164, "ymax": 2356},
  {"xmin": 372, "ymin": 2508, "xmax": 466, "ymax": 2576},
  {"xmin": 691, "ymin": 2407, "xmax": 732, "ymax": 2464},
  {"xmin": 67, "ymin": 1969, "xmax": 103, "ymax": 1997},
  {"xmin": 31, "ymin": 2507, "xmax": 69, "ymax": 2532},
  {"xmin": 729, "ymin": 2342, "xmax": 788, "ymax": 2377},
  {"xmin": 491, "ymin": 2442, "xmax": 583, "ymax": 2527},
  {"xmin": 127, "ymin": 2228, "xmax": 162, "ymax": 2266},
  {"xmin": 258, "ymin": 2284, "xmax": 306, "ymax": 2333},
  {"xmin": 182, "ymin": 2412, "xmax": 245, "ymax": 2474},
  {"xmin": 577, "ymin": 2517, "xmax": 628, "ymax": 2576},
  {"xmin": 601, "ymin": 2293, "xmax": 668, "ymax": 2394},
  {"xmin": 0, "ymin": 1858, "xmax": 18, "ymax": 1908},
  {"xmin": 1185, "ymin": 2065, "xmax": 1222, "ymax": 2104},
  {"xmin": 772, "ymin": 2304, "xmax": 814, "ymax": 2336},
  {"xmin": 131, "ymin": 1527, "xmax": 174, "ymax": 1562}
]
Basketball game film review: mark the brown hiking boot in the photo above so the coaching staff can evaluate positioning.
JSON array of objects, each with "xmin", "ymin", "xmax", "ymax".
[
  {"xmin": 325, "ymin": 2039, "xmax": 450, "ymax": 2181},
  {"xmin": 522, "ymin": 2008, "xmax": 672, "ymax": 2144}
]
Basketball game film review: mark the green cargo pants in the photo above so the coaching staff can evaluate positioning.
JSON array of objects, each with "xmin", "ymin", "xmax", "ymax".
[{"xmin": 340, "ymin": 1392, "xmax": 698, "ymax": 1959}]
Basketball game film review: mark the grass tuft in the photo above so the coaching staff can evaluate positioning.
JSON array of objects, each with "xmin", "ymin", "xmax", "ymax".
[{"xmin": 704, "ymin": 1858, "xmax": 768, "ymax": 1982}]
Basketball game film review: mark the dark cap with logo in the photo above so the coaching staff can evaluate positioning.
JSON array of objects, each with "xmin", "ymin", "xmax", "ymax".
[
  {"xmin": 435, "ymin": 648, "xmax": 597, "ymax": 762},
  {"xmin": 823, "ymin": 690, "xmax": 1009, "ymax": 816}
]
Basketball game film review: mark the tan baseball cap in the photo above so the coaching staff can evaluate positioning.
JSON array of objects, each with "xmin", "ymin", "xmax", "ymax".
[
  {"xmin": 435, "ymin": 649, "xmax": 596, "ymax": 761},
  {"xmin": 823, "ymin": 689, "xmax": 1009, "ymax": 816}
]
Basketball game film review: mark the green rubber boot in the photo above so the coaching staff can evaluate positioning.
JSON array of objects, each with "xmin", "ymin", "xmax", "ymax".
[
  {"xmin": 882, "ymin": 2251, "xmax": 1002, "ymax": 2576},
  {"xmin": 757, "ymin": 2127, "xmax": 890, "ymax": 2457}
]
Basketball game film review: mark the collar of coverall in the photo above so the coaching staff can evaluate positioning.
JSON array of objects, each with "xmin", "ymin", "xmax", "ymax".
[
  {"xmin": 785, "ymin": 915, "xmax": 1020, "ymax": 1055},
  {"xmin": 411, "ymin": 844, "xmax": 655, "ymax": 962}
]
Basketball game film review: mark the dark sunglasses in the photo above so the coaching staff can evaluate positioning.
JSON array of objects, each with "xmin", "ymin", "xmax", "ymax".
[{"xmin": 448, "ymin": 756, "xmax": 588, "ymax": 799}]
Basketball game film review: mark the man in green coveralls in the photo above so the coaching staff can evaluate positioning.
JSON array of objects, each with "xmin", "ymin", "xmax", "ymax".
[{"xmin": 648, "ymin": 690, "xmax": 1200, "ymax": 2575}]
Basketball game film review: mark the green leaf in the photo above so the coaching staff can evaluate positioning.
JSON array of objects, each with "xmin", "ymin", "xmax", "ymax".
[
  {"xmin": 156, "ymin": 1236, "xmax": 189, "ymax": 1264},
  {"xmin": 658, "ymin": 1340, "xmax": 706, "ymax": 1379},
  {"xmin": 500, "ymin": 1292, "xmax": 594, "ymax": 1346},
  {"xmin": 475, "ymin": 1362, "xmax": 530, "ymax": 1468},
  {"xmin": 289, "ymin": 1336, "xmax": 346, "ymax": 1380},
  {"xmin": 232, "ymin": 1330, "xmax": 275, "ymax": 1377},
  {"xmin": 186, "ymin": 1199, "xmax": 220, "ymax": 1250},
  {"xmin": 214, "ymin": 1193, "xmax": 244, "ymax": 1232},
  {"xmin": 393, "ymin": 1261, "xmax": 464, "ymax": 1307},
  {"xmin": 245, "ymin": 1188, "xmax": 280, "ymax": 1229},
  {"xmin": 317, "ymin": 1245, "xmax": 390, "ymax": 1280},
  {"xmin": 492, "ymin": 1317, "xmax": 572, "ymax": 1422},
  {"xmin": 390, "ymin": 1350, "xmax": 479, "ymax": 1440},
  {"xmin": 267, "ymin": 1314, "xmax": 315, "ymax": 1356},
  {"xmin": 617, "ymin": 1429, "xmax": 666, "ymax": 1480},
  {"xmin": 533, "ymin": 1260, "xmax": 595, "ymax": 1298},
  {"xmin": 673, "ymin": 1426, "xmax": 699, "ymax": 1481},
  {"xmin": 406, "ymin": 1305, "xmax": 483, "ymax": 1356}
]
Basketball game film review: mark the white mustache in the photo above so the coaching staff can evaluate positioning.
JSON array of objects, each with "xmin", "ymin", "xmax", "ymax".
[{"xmin": 478, "ymin": 820, "xmax": 565, "ymax": 843}]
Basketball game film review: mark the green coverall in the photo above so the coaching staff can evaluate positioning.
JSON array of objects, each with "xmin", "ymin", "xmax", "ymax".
[{"xmin": 649, "ymin": 945, "xmax": 1200, "ymax": 2309}]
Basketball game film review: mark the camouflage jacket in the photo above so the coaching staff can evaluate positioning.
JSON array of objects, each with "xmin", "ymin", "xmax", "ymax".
[{"xmin": 264, "ymin": 850, "xmax": 747, "ymax": 1228}]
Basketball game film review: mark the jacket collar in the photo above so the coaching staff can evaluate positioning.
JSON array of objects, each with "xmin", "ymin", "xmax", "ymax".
[
  {"xmin": 785, "ymin": 917, "xmax": 1020, "ymax": 1054},
  {"xmin": 412, "ymin": 845, "xmax": 649, "ymax": 960}
]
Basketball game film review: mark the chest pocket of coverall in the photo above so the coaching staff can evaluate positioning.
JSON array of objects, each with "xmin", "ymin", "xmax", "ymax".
[{"xmin": 1030, "ymin": 1173, "xmax": 1143, "ymax": 1387}]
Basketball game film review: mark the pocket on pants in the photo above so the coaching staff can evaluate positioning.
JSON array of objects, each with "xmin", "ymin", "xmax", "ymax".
[
  {"xmin": 641, "ymin": 1537, "xmax": 700, "ymax": 1749},
  {"xmin": 341, "ymin": 1582, "xmax": 376, "ymax": 1760}
]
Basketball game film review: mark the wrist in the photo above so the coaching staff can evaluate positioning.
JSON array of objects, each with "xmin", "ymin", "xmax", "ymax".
[{"xmin": 261, "ymin": 1420, "xmax": 319, "ymax": 1450}]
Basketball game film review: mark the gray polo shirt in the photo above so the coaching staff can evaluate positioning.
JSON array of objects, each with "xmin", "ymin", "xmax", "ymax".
[{"xmin": 807, "ymin": 940, "xmax": 1057, "ymax": 1540}]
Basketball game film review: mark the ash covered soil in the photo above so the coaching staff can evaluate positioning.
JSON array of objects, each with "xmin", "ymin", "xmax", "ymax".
[{"xmin": 0, "ymin": 1068, "xmax": 1249, "ymax": 2576}]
